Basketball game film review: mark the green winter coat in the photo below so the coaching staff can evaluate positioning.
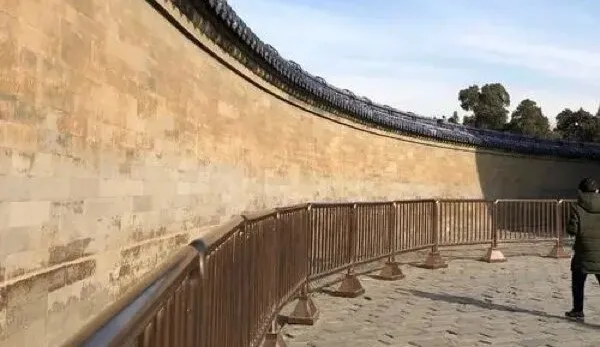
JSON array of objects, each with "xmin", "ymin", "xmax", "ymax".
[{"xmin": 567, "ymin": 191, "xmax": 600, "ymax": 274}]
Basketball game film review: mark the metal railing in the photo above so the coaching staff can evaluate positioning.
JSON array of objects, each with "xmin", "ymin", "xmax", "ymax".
[
  {"xmin": 64, "ymin": 199, "xmax": 577, "ymax": 347},
  {"xmin": 64, "ymin": 244, "xmax": 205, "ymax": 347}
]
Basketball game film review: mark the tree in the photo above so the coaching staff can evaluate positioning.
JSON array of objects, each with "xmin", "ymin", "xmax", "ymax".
[
  {"xmin": 555, "ymin": 108, "xmax": 600, "ymax": 142},
  {"xmin": 458, "ymin": 83, "xmax": 510, "ymax": 130},
  {"xmin": 505, "ymin": 99, "xmax": 550, "ymax": 138},
  {"xmin": 462, "ymin": 114, "xmax": 475, "ymax": 127},
  {"xmin": 449, "ymin": 111, "xmax": 459, "ymax": 124}
]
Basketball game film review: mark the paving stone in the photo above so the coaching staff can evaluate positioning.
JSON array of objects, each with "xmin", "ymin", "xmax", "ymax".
[{"xmin": 282, "ymin": 256, "xmax": 600, "ymax": 347}]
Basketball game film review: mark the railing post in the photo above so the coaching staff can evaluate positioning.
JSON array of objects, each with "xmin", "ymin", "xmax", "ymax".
[
  {"xmin": 547, "ymin": 200, "xmax": 570, "ymax": 258},
  {"xmin": 194, "ymin": 245, "xmax": 205, "ymax": 347},
  {"xmin": 482, "ymin": 200, "xmax": 506, "ymax": 262},
  {"xmin": 263, "ymin": 212, "xmax": 288, "ymax": 347},
  {"xmin": 421, "ymin": 200, "xmax": 447, "ymax": 269},
  {"xmin": 331, "ymin": 203, "xmax": 365, "ymax": 297},
  {"xmin": 280, "ymin": 205, "xmax": 319, "ymax": 325},
  {"xmin": 306, "ymin": 204, "xmax": 313, "ymax": 284},
  {"xmin": 374, "ymin": 202, "xmax": 405, "ymax": 280}
]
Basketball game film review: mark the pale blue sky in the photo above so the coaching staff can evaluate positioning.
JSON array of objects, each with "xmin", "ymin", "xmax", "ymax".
[{"xmin": 229, "ymin": 0, "xmax": 600, "ymax": 124}]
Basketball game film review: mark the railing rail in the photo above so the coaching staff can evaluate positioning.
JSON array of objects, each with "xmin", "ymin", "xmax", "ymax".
[
  {"xmin": 63, "ymin": 244, "xmax": 205, "ymax": 347},
  {"xmin": 64, "ymin": 198, "xmax": 576, "ymax": 347}
]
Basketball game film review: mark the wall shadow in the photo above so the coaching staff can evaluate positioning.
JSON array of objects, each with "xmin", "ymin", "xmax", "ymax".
[
  {"xmin": 474, "ymin": 148, "xmax": 600, "ymax": 201},
  {"xmin": 399, "ymin": 288, "xmax": 600, "ymax": 331},
  {"xmin": 474, "ymin": 148, "xmax": 600, "ymax": 237}
]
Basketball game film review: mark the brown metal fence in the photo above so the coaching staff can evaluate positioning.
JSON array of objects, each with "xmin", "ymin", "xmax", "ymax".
[
  {"xmin": 395, "ymin": 200, "xmax": 435, "ymax": 252},
  {"xmin": 64, "ymin": 199, "xmax": 576, "ymax": 347},
  {"xmin": 355, "ymin": 202, "xmax": 392, "ymax": 265},
  {"xmin": 308, "ymin": 203, "xmax": 355, "ymax": 280},
  {"xmin": 495, "ymin": 199, "xmax": 558, "ymax": 242},
  {"xmin": 437, "ymin": 200, "xmax": 494, "ymax": 246}
]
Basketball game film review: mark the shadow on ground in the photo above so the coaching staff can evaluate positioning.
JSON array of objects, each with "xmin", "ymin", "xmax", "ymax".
[{"xmin": 400, "ymin": 288, "xmax": 600, "ymax": 331}]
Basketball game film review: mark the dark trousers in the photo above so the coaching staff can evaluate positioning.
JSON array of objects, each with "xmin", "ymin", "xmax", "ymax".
[{"xmin": 572, "ymin": 269, "xmax": 600, "ymax": 312}]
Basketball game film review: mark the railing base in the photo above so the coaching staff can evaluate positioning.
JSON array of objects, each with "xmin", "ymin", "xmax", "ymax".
[
  {"xmin": 419, "ymin": 251, "xmax": 448, "ymax": 269},
  {"xmin": 280, "ymin": 294, "xmax": 319, "ymax": 325},
  {"xmin": 262, "ymin": 331, "xmax": 287, "ymax": 347},
  {"xmin": 481, "ymin": 247, "xmax": 506, "ymax": 263},
  {"xmin": 546, "ymin": 244, "xmax": 571, "ymax": 259},
  {"xmin": 372, "ymin": 261, "xmax": 405, "ymax": 281},
  {"xmin": 330, "ymin": 273, "xmax": 365, "ymax": 298}
]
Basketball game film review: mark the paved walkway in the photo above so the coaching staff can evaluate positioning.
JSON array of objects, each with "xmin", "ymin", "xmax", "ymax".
[{"xmin": 282, "ymin": 256, "xmax": 600, "ymax": 347}]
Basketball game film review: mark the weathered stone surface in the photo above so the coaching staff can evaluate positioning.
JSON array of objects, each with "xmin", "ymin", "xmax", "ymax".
[{"xmin": 283, "ymin": 256, "xmax": 600, "ymax": 347}]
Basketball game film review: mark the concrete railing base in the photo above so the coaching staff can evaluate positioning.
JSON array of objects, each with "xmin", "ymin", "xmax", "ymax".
[
  {"xmin": 262, "ymin": 321, "xmax": 287, "ymax": 347},
  {"xmin": 372, "ymin": 261, "xmax": 405, "ymax": 281},
  {"xmin": 280, "ymin": 294, "xmax": 319, "ymax": 325},
  {"xmin": 330, "ymin": 272, "xmax": 365, "ymax": 297},
  {"xmin": 419, "ymin": 251, "xmax": 448, "ymax": 269},
  {"xmin": 546, "ymin": 244, "xmax": 571, "ymax": 259},
  {"xmin": 481, "ymin": 247, "xmax": 507, "ymax": 263},
  {"xmin": 262, "ymin": 332, "xmax": 287, "ymax": 347}
]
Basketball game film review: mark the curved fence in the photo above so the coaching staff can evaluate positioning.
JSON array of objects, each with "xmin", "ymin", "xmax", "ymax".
[{"xmin": 63, "ymin": 198, "xmax": 576, "ymax": 347}]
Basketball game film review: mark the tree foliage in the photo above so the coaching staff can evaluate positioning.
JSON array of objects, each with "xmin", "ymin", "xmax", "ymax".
[
  {"xmin": 455, "ymin": 83, "xmax": 600, "ymax": 143},
  {"xmin": 449, "ymin": 111, "xmax": 459, "ymax": 124},
  {"xmin": 555, "ymin": 108, "xmax": 600, "ymax": 142},
  {"xmin": 458, "ymin": 83, "xmax": 510, "ymax": 130},
  {"xmin": 505, "ymin": 99, "xmax": 550, "ymax": 138}
]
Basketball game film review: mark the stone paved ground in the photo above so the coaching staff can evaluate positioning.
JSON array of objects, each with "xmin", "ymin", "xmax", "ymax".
[{"xmin": 282, "ymin": 256, "xmax": 600, "ymax": 347}]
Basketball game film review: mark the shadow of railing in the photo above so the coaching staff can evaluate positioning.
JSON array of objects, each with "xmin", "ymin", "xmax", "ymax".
[{"xmin": 401, "ymin": 288, "xmax": 600, "ymax": 331}]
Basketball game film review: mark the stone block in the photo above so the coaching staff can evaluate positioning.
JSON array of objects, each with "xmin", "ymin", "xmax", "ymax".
[
  {"xmin": 0, "ymin": 176, "xmax": 30, "ymax": 201},
  {"xmin": 83, "ymin": 197, "xmax": 118, "ymax": 219},
  {"xmin": 48, "ymin": 239, "xmax": 93, "ymax": 266},
  {"xmin": 0, "ymin": 307, "xmax": 6, "ymax": 342},
  {"xmin": 143, "ymin": 179, "xmax": 176, "ymax": 196},
  {"xmin": 39, "ymin": 60, "xmax": 75, "ymax": 114},
  {"xmin": 0, "ymin": 148, "xmax": 12, "ymax": 176},
  {"xmin": 0, "ymin": 15, "xmax": 18, "ymax": 71},
  {"xmin": 59, "ymin": 20, "xmax": 92, "ymax": 72},
  {"xmin": 30, "ymin": 177, "xmax": 70, "ymax": 201},
  {"xmin": 68, "ymin": 177, "xmax": 100, "ymax": 199},
  {"xmin": 7, "ymin": 201, "xmax": 50, "ymax": 228},
  {"xmin": 176, "ymin": 181, "xmax": 192, "ymax": 195},
  {"xmin": 132, "ymin": 195, "xmax": 153, "ymax": 212},
  {"xmin": 0, "ymin": 226, "xmax": 36, "ymax": 257},
  {"xmin": 2, "ymin": 250, "xmax": 46, "ymax": 280},
  {"xmin": 0, "ymin": 203, "xmax": 6, "ymax": 237},
  {"xmin": 0, "ymin": 95, "xmax": 16, "ymax": 124},
  {"xmin": 8, "ymin": 151, "xmax": 33, "ymax": 175},
  {"xmin": 1, "ymin": 317, "xmax": 47, "ymax": 347},
  {"xmin": 98, "ymin": 178, "xmax": 143, "ymax": 197},
  {"xmin": 97, "ymin": 178, "xmax": 123, "ymax": 197},
  {"xmin": 5, "ymin": 288, "xmax": 47, "ymax": 337},
  {"xmin": 1, "ymin": 122, "xmax": 38, "ymax": 153}
]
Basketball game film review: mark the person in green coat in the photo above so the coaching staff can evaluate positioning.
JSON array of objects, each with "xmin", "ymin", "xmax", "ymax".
[{"xmin": 565, "ymin": 177, "xmax": 600, "ymax": 322}]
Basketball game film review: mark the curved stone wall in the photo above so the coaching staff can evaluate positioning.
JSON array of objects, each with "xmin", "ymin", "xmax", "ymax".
[
  {"xmin": 1, "ymin": 0, "xmax": 600, "ymax": 346},
  {"xmin": 191, "ymin": 0, "xmax": 600, "ymax": 159}
]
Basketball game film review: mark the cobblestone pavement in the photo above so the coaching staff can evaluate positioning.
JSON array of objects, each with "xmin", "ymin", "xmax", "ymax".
[{"xmin": 282, "ymin": 256, "xmax": 600, "ymax": 347}]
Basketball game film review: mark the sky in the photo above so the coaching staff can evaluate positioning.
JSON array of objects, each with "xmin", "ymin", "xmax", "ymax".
[{"xmin": 228, "ymin": 0, "xmax": 600, "ymax": 125}]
